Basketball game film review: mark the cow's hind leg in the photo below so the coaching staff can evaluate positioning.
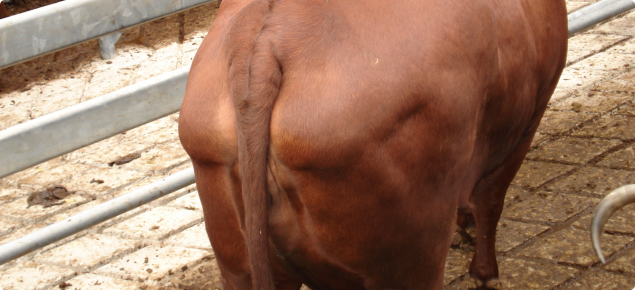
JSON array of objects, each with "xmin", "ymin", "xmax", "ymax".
[
  {"xmin": 193, "ymin": 164, "xmax": 303, "ymax": 290},
  {"xmin": 467, "ymin": 136, "xmax": 534, "ymax": 289}
]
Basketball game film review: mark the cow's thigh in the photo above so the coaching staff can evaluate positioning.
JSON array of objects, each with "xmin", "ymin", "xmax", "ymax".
[{"xmin": 192, "ymin": 163, "xmax": 303, "ymax": 290}]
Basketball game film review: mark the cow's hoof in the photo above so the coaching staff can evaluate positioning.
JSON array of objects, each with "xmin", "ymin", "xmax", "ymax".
[
  {"xmin": 485, "ymin": 278, "xmax": 501, "ymax": 289},
  {"xmin": 467, "ymin": 277, "xmax": 483, "ymax": 289}
]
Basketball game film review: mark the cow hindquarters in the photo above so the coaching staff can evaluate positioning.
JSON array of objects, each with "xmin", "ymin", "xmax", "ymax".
[{"xmin": 191, "ymin": 162, "xmax": 304, "ymax": 290}]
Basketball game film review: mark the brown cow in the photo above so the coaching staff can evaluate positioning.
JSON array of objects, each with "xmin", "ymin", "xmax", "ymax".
[{"xmin": 179, "ymin": 0, "xmax": 568, "ymax": 289}]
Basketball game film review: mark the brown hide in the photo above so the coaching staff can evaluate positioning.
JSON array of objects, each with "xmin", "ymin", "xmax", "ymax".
[
  {"xmin": 1, "ymin": 0, "xmax": 44, "ymax": 19},
  {"xmin": 0, "ymin": 3, "xmax": 10, "ymax": 19},
  {"xmin": 179, "ymin": 0, "xmax": 568, "ymax": 289}
]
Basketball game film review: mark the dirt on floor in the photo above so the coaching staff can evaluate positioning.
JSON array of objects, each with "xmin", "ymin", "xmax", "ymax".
[{"xmin": 147, "ymin": 259, "xmax": 223, "ymax": 290}]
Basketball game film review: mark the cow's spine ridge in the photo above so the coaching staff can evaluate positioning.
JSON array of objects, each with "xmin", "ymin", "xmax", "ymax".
[{"xmin": 226, "ymin": 0, "xmax": 279, "ymax": 289}]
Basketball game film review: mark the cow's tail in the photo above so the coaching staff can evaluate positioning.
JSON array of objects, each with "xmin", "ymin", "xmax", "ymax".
[{"xmin": 226, "ymin": 1, "xmax": 279, "ymax": 289}]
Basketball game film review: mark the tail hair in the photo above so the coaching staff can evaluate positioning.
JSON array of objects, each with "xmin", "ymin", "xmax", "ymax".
[{"xmin": 226, "ymin": 1, "xmax": 280, "ymax": 289}]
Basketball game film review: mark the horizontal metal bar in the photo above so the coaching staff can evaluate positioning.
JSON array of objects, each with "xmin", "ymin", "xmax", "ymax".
[
  {"xmin": 568, "ymin": 0, "xmax": 635, "ymax": 35},
  {"xmin": 0, "ymin": 0, "xmax": 216, "ymax": 69},
  {"xmin": 0, "ymin": 167, "xmax": 195, "ymax": 265},
  {"xmin": 0, "ymin": 66, "xmax": 189, "ymax": 179}
]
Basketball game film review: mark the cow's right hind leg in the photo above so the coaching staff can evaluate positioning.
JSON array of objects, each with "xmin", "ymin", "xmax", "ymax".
[{"xmin": 466, "ymin": 135, "xmax": 534, "ymax": 289}]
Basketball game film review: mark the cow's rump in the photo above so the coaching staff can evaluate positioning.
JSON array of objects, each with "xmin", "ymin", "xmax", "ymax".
[{"xmin": 179, "ymin": 0, "xmax": 568, "ymax": 289}]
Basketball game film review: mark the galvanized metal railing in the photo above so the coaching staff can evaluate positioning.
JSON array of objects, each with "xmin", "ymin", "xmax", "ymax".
[
  {"xmin": 0, "ymin": 168, "xmax": 195, "ymax": 265},
  {"xmin": 568, "ymin": 0, "xmax": 635, "ymax": 35},
  {"xmin": 0, "ymin": 0, "xmax": 204, "ymax": 265},
  {"xmin": 0, "ymin": 67, "xmax": 189, "ymax": 178},
  {"xmin": 0, "ymin": 0, "xmax": 216, "ymax": 67},
  {"xmin": 0, "ymin": 0, "xmax": 634, "ymax": 266}
]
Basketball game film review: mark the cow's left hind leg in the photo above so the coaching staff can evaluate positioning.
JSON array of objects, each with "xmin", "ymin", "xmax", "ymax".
[{"xmin": 467, "ymin": 135, "xmax": 534, "ymax": 289}]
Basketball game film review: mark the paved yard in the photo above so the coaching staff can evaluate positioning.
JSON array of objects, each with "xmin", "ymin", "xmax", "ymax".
[{"xmin": 1, "ymin": 0, "xmax": 635, "ymax": 289}]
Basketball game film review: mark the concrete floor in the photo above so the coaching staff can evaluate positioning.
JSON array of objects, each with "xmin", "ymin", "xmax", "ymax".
[{"xmin": 2, "ymin": 0, "xmax": 635, "ymax": 289}]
